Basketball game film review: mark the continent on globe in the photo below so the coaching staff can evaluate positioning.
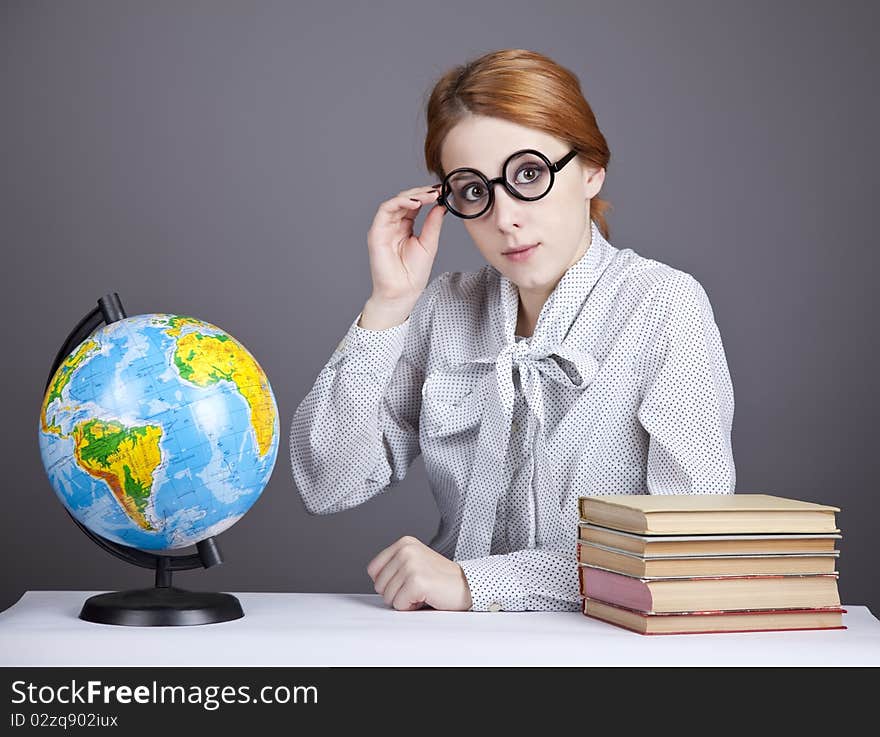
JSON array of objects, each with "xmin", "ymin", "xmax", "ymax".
[
  {"xmin": 41, "ymin": 338, "xmax": 100, "ymax": 436},
  {"xmin": 173, "ymin": 331, "xmax": 276, "ymax": 458},
  {"xmin": 73, "ymin": 418, "xmax": 163, "ymax": 532}
]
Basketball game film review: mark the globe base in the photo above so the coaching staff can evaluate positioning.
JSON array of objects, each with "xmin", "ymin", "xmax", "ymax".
[{"xmin": 79, "ymin": 586, "xmax": 244, "ymax": 626}]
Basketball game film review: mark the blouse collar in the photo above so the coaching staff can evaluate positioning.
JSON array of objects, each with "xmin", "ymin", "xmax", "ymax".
[{"xmin": 489, "ymin": 219, "xmax": 618, "ymax": 352}]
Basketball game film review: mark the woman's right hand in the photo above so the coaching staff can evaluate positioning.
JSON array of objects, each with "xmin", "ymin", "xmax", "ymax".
[{"xmin": 364, "ymin": 183, "xmax": 447, "ymax": 313}]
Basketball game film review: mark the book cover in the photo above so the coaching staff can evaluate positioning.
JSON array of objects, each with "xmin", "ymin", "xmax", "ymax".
[
  {"xmin": 579, "ymin": 494, "xmax": 840, "ymax": 514},
  {"xmin": 578, "ymin": 565, "xmax": 841, "ymax": 612},
  {"xmin": 577, "ymin": 540, "xmax": 839, "ymax": 577},
  {"xmin": 579, "ymin": 539, "xmax": 841, "ymax": 560},
  {"xmin": 578, "ymin": 494, "xmax": 840, "ymax": 535},
  {"xmin": 581, "ymin": 597, "xmax": 848, "ymax": 635},
  {"xmin": 577, "ymin": 522, "xmax": 841, "ymax": 556},
  {"xmin": 577, "ymin": 522, "xmax": 843, "ymax": 543}
]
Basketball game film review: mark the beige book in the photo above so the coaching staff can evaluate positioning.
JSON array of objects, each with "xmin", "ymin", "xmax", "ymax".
[
  {"xmin": 577, "ymin": 540, "xmax": 839, "ymax": 577},
  {"xmin": 578, "ymin": 494, "xmax": 840, "ymax": 535},
  {"xmin": 582, "ymin": 598, "xmax": 847, "ymax": 635},
  {"xmin": 578, "ymin": 522, "xmax": 841, "ymax": 556}
]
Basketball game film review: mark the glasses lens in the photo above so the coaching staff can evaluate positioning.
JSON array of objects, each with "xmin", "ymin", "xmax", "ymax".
[
  {"xmin": 505, "ymin": 152, "xmax": 552, "ymax": 199},
  {"xmin": 443, "ymin": 170, "xmax": 490, "ymax": 217}
]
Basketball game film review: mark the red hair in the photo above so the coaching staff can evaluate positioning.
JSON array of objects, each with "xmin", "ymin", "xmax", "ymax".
[{"xmin": 424, "ymin": 49, "xmax": 612, "ymax": 239}]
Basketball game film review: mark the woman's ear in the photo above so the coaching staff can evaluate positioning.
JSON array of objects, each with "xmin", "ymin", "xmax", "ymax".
[{"xmin": 584, "ymin": 167, "xmax": 606, "ymax": 200}]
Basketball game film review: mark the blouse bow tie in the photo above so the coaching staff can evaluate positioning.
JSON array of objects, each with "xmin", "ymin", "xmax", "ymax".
[{"xmin": 449, "ymin": 337, "xmax": 599, "ymax": 561}]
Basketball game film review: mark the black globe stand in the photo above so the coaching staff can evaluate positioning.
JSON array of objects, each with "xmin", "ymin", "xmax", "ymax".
[{"xmin": 46, "ymin": 293, "xmax": 244, "ymax": 626}]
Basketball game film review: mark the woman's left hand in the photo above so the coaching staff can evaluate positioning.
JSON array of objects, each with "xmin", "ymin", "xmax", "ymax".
[{"xmin": 366, "ymin": 536, "xmax": 473, "ymax": 611}]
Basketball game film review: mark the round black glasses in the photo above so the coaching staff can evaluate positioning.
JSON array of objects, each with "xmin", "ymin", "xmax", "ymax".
[{"xmin": 437, "ymin": 148, "xmax": 578, "ymax": 219}]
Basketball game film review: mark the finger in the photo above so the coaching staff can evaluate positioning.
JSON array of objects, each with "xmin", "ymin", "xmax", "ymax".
[
  {"xmin": 366, "ymin": 537, "xmax": 409, "ymax": 581},
  {"xmin": 377, "ymin": 189, "xmax": 439, "ymax": 220},
  {"xmin": 417, "ymin": 200, "xmax": 447, "ymax": 250},
  {"xmin": 400, "ymin": 198, "xmax": 424, "ymax": 223},
  {"xmin": 376, "ymin": 193, "xmax": 427, "ymax": 222},
  {"xmin": 381, "ymin": 566, "xmax": 407, "ymax": 606},
  {"xmin": 396, "ymin": 183, "xmax": 442, "ymax": 198},
  {"xmin": 400, "ymin": 190, "xmax": 442, "ymax": 222},
  {"xmin": 410, "ymin": 187, "xmax": 441, "ymax": 197},
  {"xmin": 373, "ymin": 553, "xmax": 403, "ymax": 596},
  {"xmin": 391, "ymin": 576, "xmax": 427, "ymax": 611}
]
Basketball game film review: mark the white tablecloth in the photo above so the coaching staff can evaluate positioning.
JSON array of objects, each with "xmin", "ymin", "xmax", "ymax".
[{"xmin": 1, "ymin": 591, "xmax": 878, "ymax": 666}]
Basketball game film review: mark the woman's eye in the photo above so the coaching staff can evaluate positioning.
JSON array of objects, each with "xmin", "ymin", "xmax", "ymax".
[
  {"xmin": 462, "ymin": 184, "xmax": 485, "ymax": 201},
  {"xmin": 515, "ymin": 166, "xmax": 542, "ymax": 184}
]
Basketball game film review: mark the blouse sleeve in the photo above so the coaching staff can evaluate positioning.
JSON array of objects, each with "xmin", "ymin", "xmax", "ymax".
[
  {"xmin": 636, "ymin": 272, "xmax": 736, "ymax": 495},
  {"xmin": 458, "ymin": 548, "xmax": 581, "ymax": 612},
  {"xmin": 289, "ymin": 272, "xmax": 449, "ymax": 515}
]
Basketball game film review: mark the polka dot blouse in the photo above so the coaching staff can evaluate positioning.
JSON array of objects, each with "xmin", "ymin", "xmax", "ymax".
[{"xmin": 289, "ymin": 219, "xmax": 736, "ymax": 612}]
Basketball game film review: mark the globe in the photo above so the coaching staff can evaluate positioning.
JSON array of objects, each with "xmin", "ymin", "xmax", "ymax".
[{"xmin": 38, "ymin": 313, "xmax": 280, "ymax": 552}]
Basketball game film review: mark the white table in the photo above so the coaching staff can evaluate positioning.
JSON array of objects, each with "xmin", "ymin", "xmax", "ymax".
[{"xmin": 1, "ymin": 591, "xmax": 878, "ymax": 666}]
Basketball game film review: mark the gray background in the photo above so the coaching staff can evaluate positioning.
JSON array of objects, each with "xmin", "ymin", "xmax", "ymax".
[{"xmin": 2, "ymin": 0, "xmax": 877, "ymax": 616}]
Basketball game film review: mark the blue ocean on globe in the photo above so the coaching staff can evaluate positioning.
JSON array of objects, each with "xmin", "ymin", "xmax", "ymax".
[{"xmin": 38, "ymin": 313, "xmax": 279, "ymax": 551}]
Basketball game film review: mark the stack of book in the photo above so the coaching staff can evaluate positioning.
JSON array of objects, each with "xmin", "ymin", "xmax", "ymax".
[{"xmin": 577, "ymin": 494, "xmax": 846, "ymax": 635}]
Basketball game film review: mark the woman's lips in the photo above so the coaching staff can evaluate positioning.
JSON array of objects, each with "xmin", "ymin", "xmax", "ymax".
[{"xmin": 503, "ymin": 243, "xmax": 539, "ymax": 261}]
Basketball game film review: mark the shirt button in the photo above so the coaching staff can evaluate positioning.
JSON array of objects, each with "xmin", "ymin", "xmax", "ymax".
[
  {"xmin": 488, "ymin": 601, "xmax": 503, "ymax": 612},
  {"xmin": 336, "ymin": 339, "xmax": 346, "ymax": 352},
  {"xmin": 511, "ymin": 420, "xmax": 519, "ymax": 433}
]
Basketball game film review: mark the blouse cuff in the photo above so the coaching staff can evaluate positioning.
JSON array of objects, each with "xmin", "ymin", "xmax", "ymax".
[
  {"xmin": 458, "ymin": 556, "xmax": 527, "ymax": 612},
  {"xmin": 330, "ymin": 311, "xmax": 411, "ymax": 377}
]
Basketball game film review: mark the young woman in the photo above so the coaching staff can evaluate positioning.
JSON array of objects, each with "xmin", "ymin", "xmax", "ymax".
[{"xmin": 290, "ymin": 49, "xmax": 736, "ymax": 613}]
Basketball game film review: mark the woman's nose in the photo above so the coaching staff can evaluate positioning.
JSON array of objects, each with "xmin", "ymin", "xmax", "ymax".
[{"xmin": 490, "ymin": 183, "xmax": 523, "ymax": 230}]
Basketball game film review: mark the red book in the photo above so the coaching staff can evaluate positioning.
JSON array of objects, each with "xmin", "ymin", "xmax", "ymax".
[{"xmin": 578, "ymin": 564, "xmax": 841, "ymax": 613}]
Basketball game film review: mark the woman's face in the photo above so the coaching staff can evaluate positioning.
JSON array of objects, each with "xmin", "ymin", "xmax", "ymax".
[{"xmin": 439, "ymin": 114, "xmax": 605, "ymax": 293}]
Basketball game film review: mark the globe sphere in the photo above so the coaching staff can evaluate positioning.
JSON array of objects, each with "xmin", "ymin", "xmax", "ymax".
[{"xmin": 38, "ymin": 314, "xmax": 279, "ymax": 551}]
